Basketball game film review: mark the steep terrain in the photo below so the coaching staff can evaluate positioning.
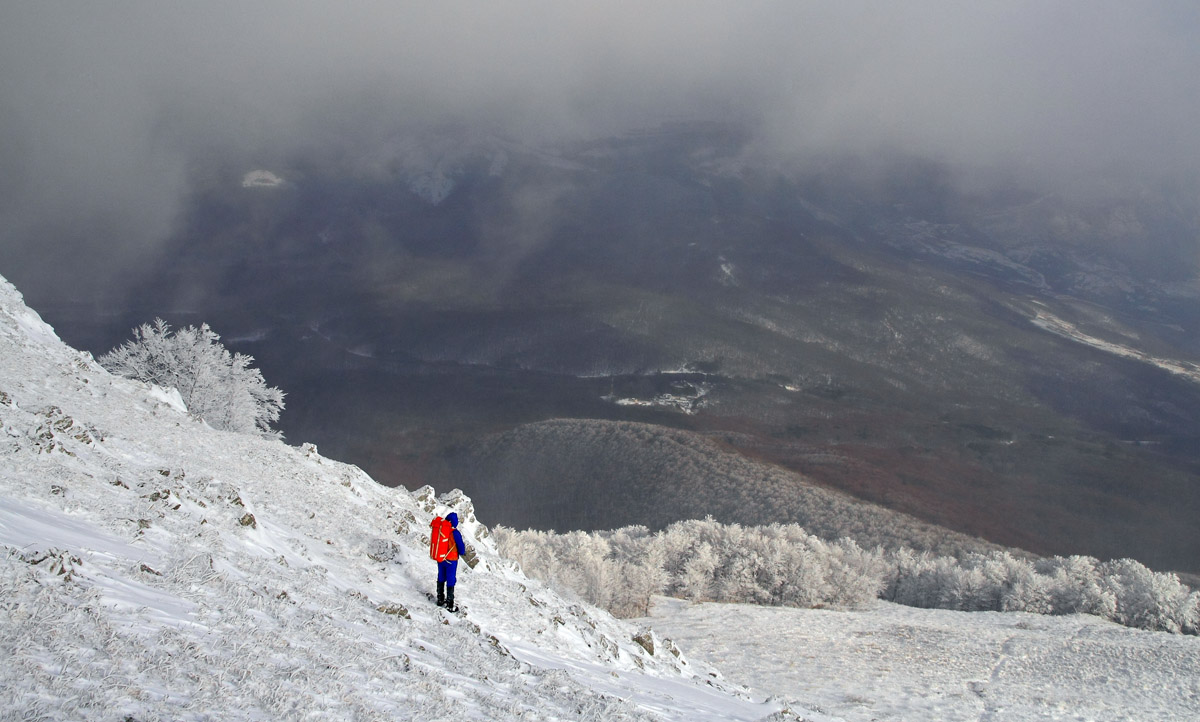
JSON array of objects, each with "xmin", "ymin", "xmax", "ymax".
[{"xmin": 0, "ymin": 274, "xmax": 783, "ymax": 721}]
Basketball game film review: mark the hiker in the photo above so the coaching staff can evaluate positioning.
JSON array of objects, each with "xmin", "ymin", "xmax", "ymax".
[{"xmin": 430, "ymin": 512, "xmax": 466, "ymax": 612}]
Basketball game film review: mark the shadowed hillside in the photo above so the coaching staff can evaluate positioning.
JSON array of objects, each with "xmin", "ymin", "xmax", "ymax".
[{"xmin": 437, "ymin": 418, "xmax": 1006, "ymax": 558}]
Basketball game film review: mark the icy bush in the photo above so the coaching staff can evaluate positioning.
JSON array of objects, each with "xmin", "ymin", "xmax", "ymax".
[
  {"xmin": 99, "ymin": 318, "xmax": 285, "ymax": 436},
  {"xmin": 1099, "ymin": 559, "xmax": 1200, "ymax": 634},
  {"xmin": 496, "ymin": 521, "xmax": 1200, "ymax": 635},
  {"xmin": 1036, "ymin": 555, "xmax": 1119, "ymax": 618}
]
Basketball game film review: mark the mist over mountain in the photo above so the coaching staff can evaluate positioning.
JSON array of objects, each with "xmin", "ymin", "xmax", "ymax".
[{"xmin": 3, "ymin": 4, "xmax": 1200, "ymax": 576}]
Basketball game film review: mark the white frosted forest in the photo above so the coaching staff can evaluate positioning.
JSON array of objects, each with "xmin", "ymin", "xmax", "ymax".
[{"xmin": 496, "ymin": 522, "xmax": 1199, "ymax": 633}]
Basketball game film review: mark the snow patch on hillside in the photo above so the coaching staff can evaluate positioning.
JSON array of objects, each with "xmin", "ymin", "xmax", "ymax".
[
  {"xmin": 605, "ymin": 380, "xmax": 712, "ymax": 415},
  {"xmin": 718, "ymin": 257, "xmax": 739, "ymax": 287},
  {"xmin": 241, "ymin": 170, "xmax": 285, "ymax": 188},
  {"xmin": 1029, "ymin": 303, "xmax": 1200, "ymax": 385}
]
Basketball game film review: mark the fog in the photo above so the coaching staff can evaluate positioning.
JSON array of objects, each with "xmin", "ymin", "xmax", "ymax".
[{"xmin": 3, "ymin": 2, "xmax": 1199, "ymax": 296}]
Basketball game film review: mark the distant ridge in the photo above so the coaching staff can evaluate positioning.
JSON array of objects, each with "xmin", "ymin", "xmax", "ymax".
[{"xmin": 438, "ymin": 417, "xmax": 1004, "ymax": 558}]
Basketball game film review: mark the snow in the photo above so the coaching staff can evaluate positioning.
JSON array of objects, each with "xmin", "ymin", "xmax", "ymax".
[
  {"xmin": 606, "ymin": 380, "xmax": 712, "ymax": 414},
  {"xmin": 646, "ymin": 597, "xmax": 1200, "ymax": 721},
  {"xmin": 1029, "ymin": 304, "xmax": 1200, "ymax": 385},
  {"xmin": 241, "ymin": 170, "xmax": 285, "ymax": 188},
  {"xmin": 8, "ymin": 301, "xmax": 61, "ymax": 348},
  {"xmin": 4, "ymin": 267, "xmax": 1198, "ymax": 721},
  {"xmin": 0, "ymin": 498, "xmax": 157, "ymax": 566},
  {"xmin": 146, "ymin": 383, "xmax": 188, "ymax": 414},
  {"xmin": 719, "ymin": 258, "xmax": 739, "ymax": 287},
  {"xmin": 0, "ymin": 273, "xmax": 783, "ymax": 721}
]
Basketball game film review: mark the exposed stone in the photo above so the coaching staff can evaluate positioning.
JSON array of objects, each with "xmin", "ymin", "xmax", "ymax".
[
  {"xmin": 376, "ymin": 603, "xmax": 411, "ymax": 619},
  {"xmin": 632, "ymin": 631, "xmax": 655, "ymax": 656},
  {"xmin": 462, "ymin": 545, "xmax": 480, "ymax": 569},
  {"xmin": 662, "ymin": 637, "xmax": 682, "ymax": 658},
  {"xmin": 366, "ymin": 538, "xmax": 400, "ymax": 562}
]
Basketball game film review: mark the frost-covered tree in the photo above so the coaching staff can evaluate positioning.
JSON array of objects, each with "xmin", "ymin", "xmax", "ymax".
[
  {"xmin": 828, "ymin": 538, "xmax": 888, "ymax": 607},
  {"xmin": 774, "ymin": 540, "xmax": 829, "ymax": 607},
  {"xmin": 496, "ymin": 520, "xmax": 1197, "ymax": 635},
  {"xmin": 1034, "ymin": 555, "xmax": 1116, "ymax": 619},
  {"xmin": 677, "ymin": 542, "xmax": 718, "ymax": 601},
  {"xmin": 1099, "ymin": 559, "xmax": 1200, "ymax": 634},
  {"xmin": 557, "ymin": 531, "xmax": 615, "ymax": 611},
  {"xmin": 605, "ymin": 527, "xmax": 668, "ymax": 617},
  {"xmin": 993, "ymin": 554, "xmax": 1051, "ymax": 614},
  {"xmin": 100, "ymin": 319, "xmax": 285, "ymax": 437}
]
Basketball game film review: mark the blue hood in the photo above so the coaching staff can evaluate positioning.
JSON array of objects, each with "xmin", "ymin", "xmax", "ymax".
[{"xmin": 446, "ymin": 512, "xmax": 459, "ymax": 528}]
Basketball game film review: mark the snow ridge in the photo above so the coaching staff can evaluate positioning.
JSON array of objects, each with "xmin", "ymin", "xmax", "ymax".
[{"xmin": 0, "ymin": 273, "xmax": 784, "ymax": 721}]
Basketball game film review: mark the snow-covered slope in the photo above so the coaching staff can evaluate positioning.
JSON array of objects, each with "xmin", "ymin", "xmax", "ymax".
[
  {"xmin": 0, "ymin": 274, "xmax": 786, "ymax": 721},
  {"xmin": 648, "ymin": 597, "xmax": 1200, "ymax": 722}
]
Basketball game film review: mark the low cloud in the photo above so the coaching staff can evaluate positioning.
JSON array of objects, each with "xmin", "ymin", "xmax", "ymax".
[{"xmin": 3, "ymin": 2, "xmax": 1198, "ymax": 295}]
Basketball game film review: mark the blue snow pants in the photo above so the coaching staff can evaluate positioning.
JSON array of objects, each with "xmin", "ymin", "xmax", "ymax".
[{"xmin": 437, "ymin": 559, "xmax": 458, "ymax": 586}]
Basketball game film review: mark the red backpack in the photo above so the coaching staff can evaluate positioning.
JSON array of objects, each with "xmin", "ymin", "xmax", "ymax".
[{"xmin": 429, "ymin": 516, "xmax": 458, "ymax": 562}]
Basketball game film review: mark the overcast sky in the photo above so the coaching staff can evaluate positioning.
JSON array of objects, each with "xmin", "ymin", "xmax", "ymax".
[{"xmin": 3, "ymin": 2, "xmax": 1199, "ymax": 296}]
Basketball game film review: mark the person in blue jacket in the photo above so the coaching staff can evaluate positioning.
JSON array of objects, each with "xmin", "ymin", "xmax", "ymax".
[{"xmin": 437, "ymin": 512, "xmax": 466, "ymax": 612}]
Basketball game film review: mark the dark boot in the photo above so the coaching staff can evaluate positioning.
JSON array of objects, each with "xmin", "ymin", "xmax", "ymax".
[
  {"xmin": 445, "ymin": 585, "xmax": 457, "ymax": 612},
  {"xmin": 436, "ymin": 581, "xmax": 445, "ymax": 607}
]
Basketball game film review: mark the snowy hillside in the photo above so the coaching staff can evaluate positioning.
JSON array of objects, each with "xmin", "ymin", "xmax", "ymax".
[
  {"xmin": 648, "ymin": 597, "xmax": 1200, "ymax": 722},
  {"xmin": 0, "ymin": 273, "xmax": 787, "ymax": 721}
]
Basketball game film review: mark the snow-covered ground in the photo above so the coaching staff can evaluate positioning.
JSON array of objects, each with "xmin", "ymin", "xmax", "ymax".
[
  {"xmin": 646, "ymin": 596, "xmax": 1200, "ymax": 721},
  {"xmin": 0, "ymin": 272, "xmax": 787, "ymax": 721}
]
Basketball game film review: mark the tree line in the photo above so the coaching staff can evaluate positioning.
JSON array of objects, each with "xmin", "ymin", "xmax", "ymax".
[{"xmin": 496, "ymin": 518, "xmax": 1199, "ymax": 635}]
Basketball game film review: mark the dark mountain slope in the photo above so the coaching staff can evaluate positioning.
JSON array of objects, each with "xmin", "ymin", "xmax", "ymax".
[
  {"xmin": 28, "ymin": 125, "xmax": 1200, "ymax": 573},
  {"xmin": 435, "ymin": 418, "xmax": 1005, "ymax": 559}
]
